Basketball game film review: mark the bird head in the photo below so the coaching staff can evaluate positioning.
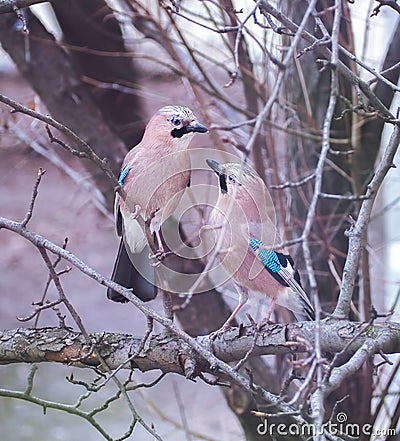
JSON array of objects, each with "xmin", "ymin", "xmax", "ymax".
[
  {"xmin": 144, "ymin": 105, "xmax": 208, "ymax": 148},
  {"xmin": 206, "ymin": 159, "xmax": 278, "ymax": 249},
  {"xmin": 206, "ymin": 159, "xmax": 257, "ymax": 196}
]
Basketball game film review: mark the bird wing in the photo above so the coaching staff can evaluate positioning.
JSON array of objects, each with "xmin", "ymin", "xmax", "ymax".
[
  {"xmin": 114, "ymin": 162, "xmax": 132, "ymax": 236},
  {"xmin": 249, "ymin": 237, "xmax": 315, "ymax": 320},
  {"xmin": 118, "ymin": 162, "xmax": 131, "ymax": 186},
  {"xmin": 115, "ymin": 194, "xmax": 123, "ymax": 237}
]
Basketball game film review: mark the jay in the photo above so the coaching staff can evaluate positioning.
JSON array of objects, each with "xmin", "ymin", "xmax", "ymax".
[
  {"xmin": 205, "ymin": 159, "xmax": 314, "ymax": 333},
  {"xmin": 107, "ymin": 105, "xmax": 208, "ymax": 302}
]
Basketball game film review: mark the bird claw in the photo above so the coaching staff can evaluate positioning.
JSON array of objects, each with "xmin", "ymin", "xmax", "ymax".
[
  {"xmin": 149, "ymin": 258, "xmax": 162, "ymax": 268},
  {"xmin": 256, "ymin": 318, "xmax": 275, "ymax": 331},
  {"xmin": 128, "ymin": 204, "xmax": 141, "ymax": 219},
  {"xmin": 148, "ymin": 250, "xmax": 170, "ymax": 266},
  {"xmin": 209, "ymin": 324, "xmax": 231, "ymax": 340}
]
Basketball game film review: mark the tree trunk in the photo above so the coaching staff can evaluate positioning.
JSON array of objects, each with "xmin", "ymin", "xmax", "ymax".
[
  {"xmin": 51, "ymin": 0, "xmax": 145, "ymax": 149},
  {"xmin": 0, "ymin": 3, "xmax": 144, "ymax": 210}
]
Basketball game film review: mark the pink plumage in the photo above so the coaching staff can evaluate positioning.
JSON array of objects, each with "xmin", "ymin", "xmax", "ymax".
[
  {"xmin": 107, "ymin": 106, "xmax": 207, "ymax": 303},
  {"xmin": 205, "ymin": 159, "xmax": 314, "ymax": 334}
]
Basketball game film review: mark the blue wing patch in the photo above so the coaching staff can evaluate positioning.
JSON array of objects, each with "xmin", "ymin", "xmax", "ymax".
[
  {"xmin": 249, "ymin": 238, "xmax": 281, "ymax": 273},
  {"xmin": 118, "ymin": 163, "xmax": 131, "ymax": 186},
  {"xmin": 249, "ymin": 237, "xmax": 302, "ymax": 288}
]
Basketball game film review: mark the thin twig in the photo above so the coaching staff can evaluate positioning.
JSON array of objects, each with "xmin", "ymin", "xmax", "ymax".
[
  {"xmin": 20, "ymin": 168, "xmax": 46, "ymax": 228},
  {"xmin": 271, "ymin": 173, "xmax": 315, "ymax": 189},
  {"xmin": 0, "ymin": 93, "xmax": 122, "ymax": 194}
]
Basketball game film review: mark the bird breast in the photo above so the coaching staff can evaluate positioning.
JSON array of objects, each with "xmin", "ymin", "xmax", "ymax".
[
  {"xmin": 207, "ymin": 195, "xmax": 283, "ymax": 298},
  {"xmin": 123, "ymin": 149, "xmax": 191, "ymax": 223}
]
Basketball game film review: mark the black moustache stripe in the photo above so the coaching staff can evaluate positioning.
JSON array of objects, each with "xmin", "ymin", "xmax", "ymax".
[
  {"xmin": 219, "ymin": 174, "xmax": 228, "ymax": 193},
  {"xmin": 171, "ymin": 126, "xmax": 189, "ymax": 138}
]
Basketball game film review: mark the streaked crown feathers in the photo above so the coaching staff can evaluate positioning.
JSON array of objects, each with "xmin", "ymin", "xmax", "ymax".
[
  {"xmin": 219, "ymin": 162, "xmax": 258, "ymax": 187},
  {"xmin": 157, "ymin": 105, "xmax": 195, "ymax": 126}
]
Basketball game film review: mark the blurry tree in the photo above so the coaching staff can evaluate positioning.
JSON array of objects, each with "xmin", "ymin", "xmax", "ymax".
[{"xmin": 0, "ymin": 1, "xmax": 400, "ymax": 440}]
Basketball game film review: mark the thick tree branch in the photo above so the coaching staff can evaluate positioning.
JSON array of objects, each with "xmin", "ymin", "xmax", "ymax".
[{"xmin": 1, "ymin": 322, "xmax": 399, "ymax": 372}]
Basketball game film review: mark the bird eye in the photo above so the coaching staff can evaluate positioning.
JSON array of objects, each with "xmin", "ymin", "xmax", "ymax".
[
  {"xmin": 170, "ymin": 116, "xmax": 182, "ymax": 127},
  {"xmin": 228, "ymin": 174, "xmax": 236, "ymax": 183}
]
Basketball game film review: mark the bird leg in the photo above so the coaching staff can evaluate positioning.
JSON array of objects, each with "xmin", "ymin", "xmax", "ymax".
[
  {"xmin": 147, "ymin": 211, "xmax": 168, "ymax": 263},
  {"xmin": 257, "ymin": 296, "xmax": 277, "ymax": 330},
  {"xmin": 154, "ymin": 229, "xmax": 165, "ymax": 255},
  {"xmin": 148, "ymin": 229, "xmax": 172, "ymax": 265},
  {"xmin": 210, "ymin": 288, "xmax": 248, "ymax": 340},
  {"xmin": 149, "ymin": 230, "xmax": 167, "ymax": 267},
  {"xmin": 148, "ymin": 229, "xmax": 167, "ymax": 264}
]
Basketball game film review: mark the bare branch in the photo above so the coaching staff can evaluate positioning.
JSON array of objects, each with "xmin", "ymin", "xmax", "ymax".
[
  {"xmin": 20, "ymin": 168, "xmax": 46, "ymax": 227},
  {"xmin": 257, "ymin": 0, "xmax": 395, "ymax": 120},
  {"xmin": 0, "ymin": 0, "xmax": 61, "ymax": 14},
  {"xmin": 0, "ymin": 93, "xmax": 120, "ymax": 190},
  {"xmin": 9, "ymin": 124, "xmax": 111, "ymax": 219},
  {"xmin": 372, "ymin": 0, "xmax": 400, "ymax": 16},
  {"xmin": 335, "ymin": 124, "xmax": 400, "ymax": 317}
]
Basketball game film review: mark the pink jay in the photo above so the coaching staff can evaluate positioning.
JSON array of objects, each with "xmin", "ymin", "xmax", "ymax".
[
  {"xmin": 205, "ymin": 159, "xmax": 314, "ymax": 332},
  {"xmin": 107, "ymin": 106, "xmax": 207, "ymax": 302}
]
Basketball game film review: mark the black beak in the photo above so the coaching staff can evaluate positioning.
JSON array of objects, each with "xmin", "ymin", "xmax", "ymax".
[
  {"xmin": 171, "ymin": 122, "xmax": 208, "ymax": 138},
  {"xmin": 206, "ymin": 158, "xmax": 222, "ymax": 175},
  {"xmin": 206, "ymin": 159, "xmax": 227, "ymax": 193},
  {"xmin": 186, "ymin": 122, "xmax": 208, "ymax": 134}
]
